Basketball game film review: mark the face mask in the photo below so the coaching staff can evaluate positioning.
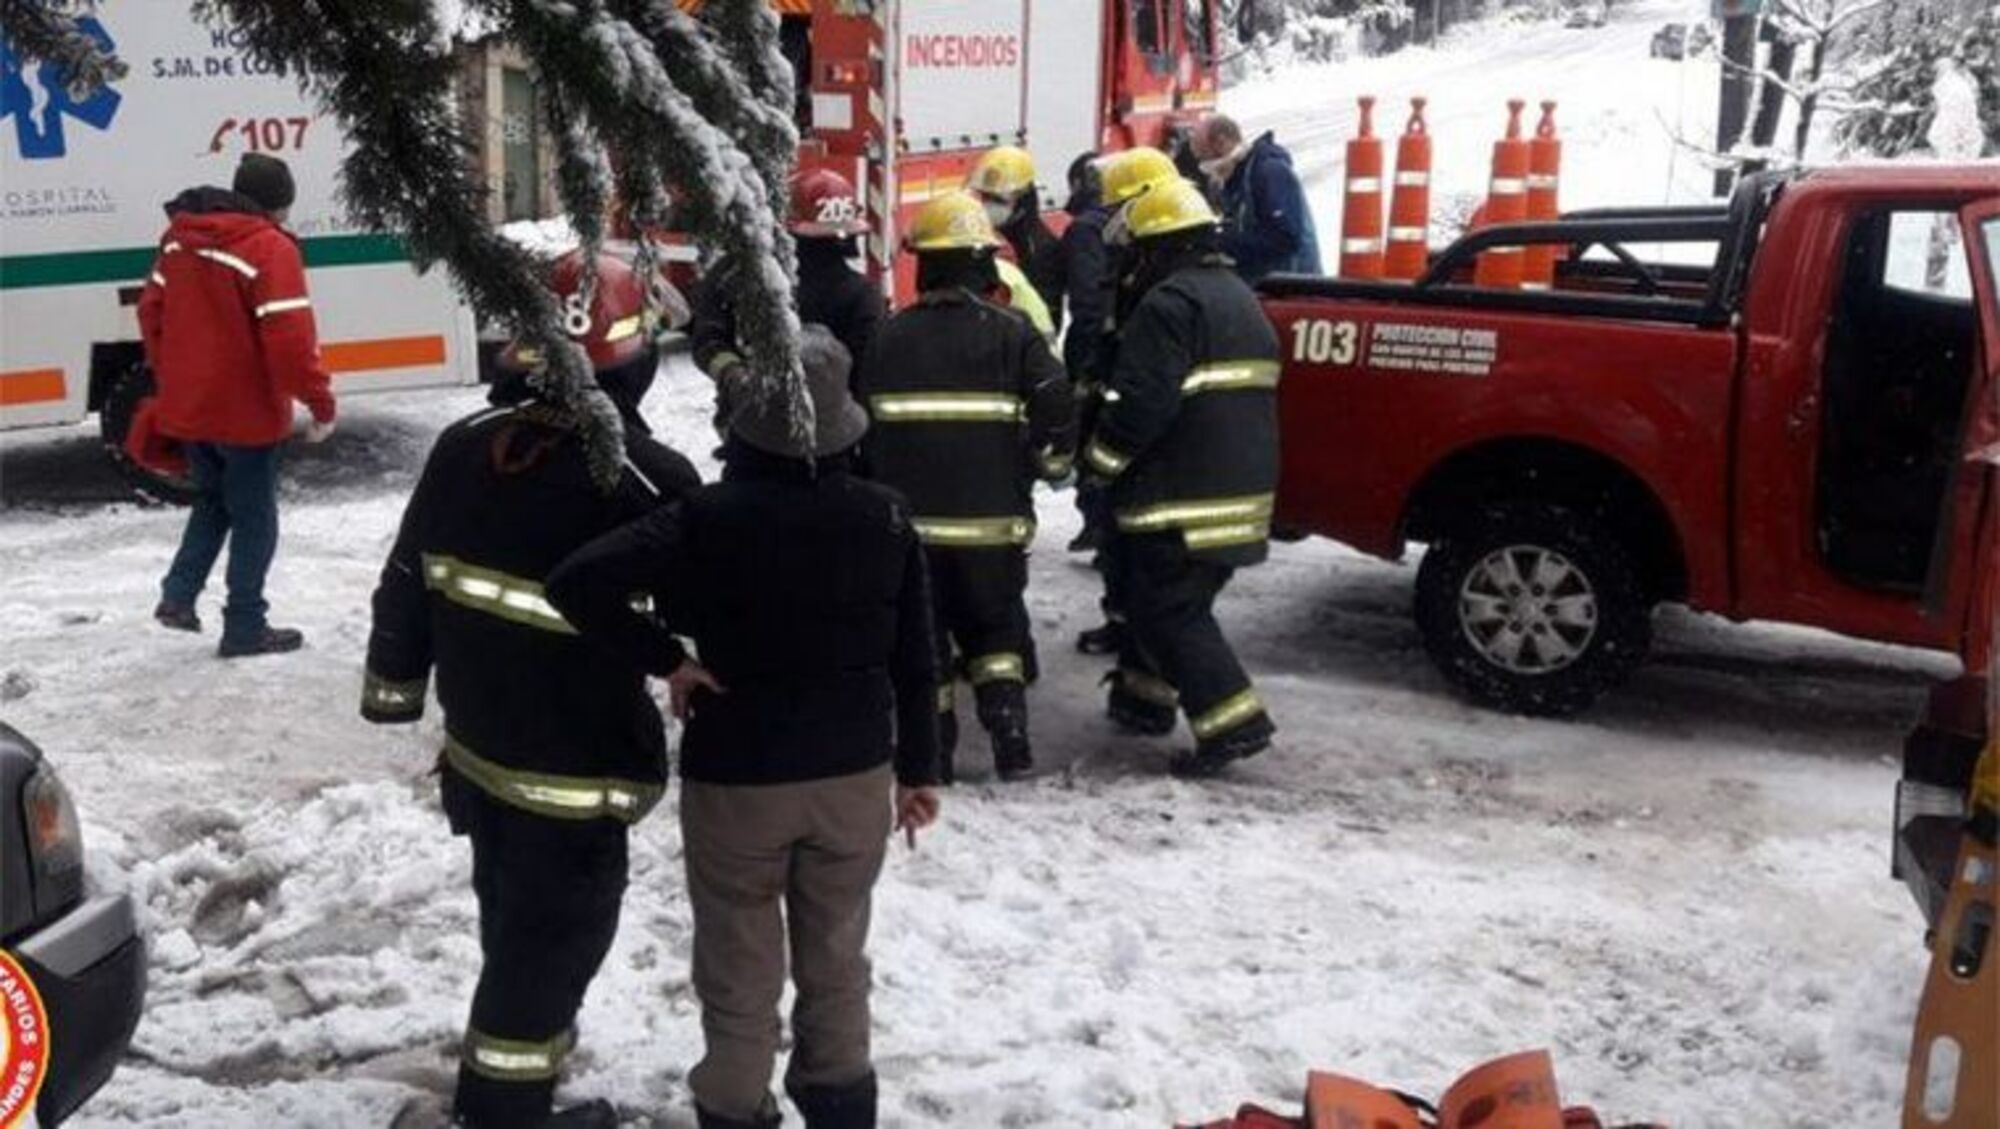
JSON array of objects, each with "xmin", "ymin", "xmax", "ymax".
[{"xmin": 982, "ymin": 198, "xmax": 1015, "ymax": 230}]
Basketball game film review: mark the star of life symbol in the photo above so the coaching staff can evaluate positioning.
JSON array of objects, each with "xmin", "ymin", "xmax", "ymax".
[{"xmin": 1, "ymin": 16, "xmax": 122, "ymax": 160}]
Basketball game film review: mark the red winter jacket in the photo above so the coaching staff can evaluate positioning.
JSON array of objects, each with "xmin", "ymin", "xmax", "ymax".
[{"xmin": 138, "ymin": 188, "xmax": 335, "ymax": 447}]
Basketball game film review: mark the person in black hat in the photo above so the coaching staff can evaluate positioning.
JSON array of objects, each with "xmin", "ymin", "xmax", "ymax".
[
  {"xmin": 142, "ymin": 152, "xmax": 329, "ymax": 657},
  {"xmin": 547, "ymin": 327, "xmax": 943, "ymax": 1129}
]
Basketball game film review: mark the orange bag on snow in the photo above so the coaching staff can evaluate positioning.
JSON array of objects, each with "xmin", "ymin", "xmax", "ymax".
[{"xmin": 1175, "ymin": 1050, "xmax": 1666, "ymax": 1129}]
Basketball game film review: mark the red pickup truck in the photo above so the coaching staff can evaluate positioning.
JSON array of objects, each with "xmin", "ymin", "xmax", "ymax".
[{"xmin": 1260, "ymin": 166, "xmax": 2000, "ymax": 715}]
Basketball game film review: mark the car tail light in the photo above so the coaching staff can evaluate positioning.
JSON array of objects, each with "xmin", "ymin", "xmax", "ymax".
[{"xmin": 24, "ymin": 766, "xmax": 83, "ymax": 879}]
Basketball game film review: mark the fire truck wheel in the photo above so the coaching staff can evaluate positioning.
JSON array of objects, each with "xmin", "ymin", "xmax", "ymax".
[
  {"xmin": 1414, "ymin": 500, "xmax": 1652, "ymax": 717},
  {"xmin": 100, "ymin": 363, "xmax": 198, "ymax": 506}
]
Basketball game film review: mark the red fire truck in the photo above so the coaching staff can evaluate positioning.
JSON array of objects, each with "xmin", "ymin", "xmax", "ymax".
[{"xmin": 680, "ymin": 0, "xmax": 1224, "ymax": 299}]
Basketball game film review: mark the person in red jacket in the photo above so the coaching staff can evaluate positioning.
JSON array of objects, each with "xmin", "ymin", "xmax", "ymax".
[{"xmin": 141, "ymin": 154, "xmax": 336, "ymax": 658}]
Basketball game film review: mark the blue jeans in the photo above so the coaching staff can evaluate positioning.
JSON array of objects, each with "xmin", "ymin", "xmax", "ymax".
[{"xmin": 160, "ymin": 442, "xmax": 281, "ymax": 644}]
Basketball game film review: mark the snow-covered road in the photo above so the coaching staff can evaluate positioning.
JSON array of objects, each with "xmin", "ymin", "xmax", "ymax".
[
  {"xmin": 1, "ymin": 358, "xmax": 1953, "ymax": 1127},
  {"xmin": 0, "ymin": 6, "xmax": 1962, "ymax": 1123},
  {"xmin": 1232, "ymin": 0, "xmax": 1727, "ymax": 265}
]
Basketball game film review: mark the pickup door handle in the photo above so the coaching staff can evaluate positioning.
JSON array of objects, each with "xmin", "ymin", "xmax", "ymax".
[{"xmin": 1786, "ymin": 394, "xmax": 1819, "ymax": 439}]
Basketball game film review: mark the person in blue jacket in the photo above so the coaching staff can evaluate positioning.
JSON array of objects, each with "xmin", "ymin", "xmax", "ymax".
[{"xmin": 1190, "ymin": 114, "xmax": 1323, "ymax": 282}]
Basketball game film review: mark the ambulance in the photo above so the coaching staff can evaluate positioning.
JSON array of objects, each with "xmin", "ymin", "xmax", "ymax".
[
  {"xmin": 680, "ymin": 0, "xmax": 1227, "ymax": 299},
  {"xmin": 0, "ymin": 4, "xmax": 479, "ymax": 499}
]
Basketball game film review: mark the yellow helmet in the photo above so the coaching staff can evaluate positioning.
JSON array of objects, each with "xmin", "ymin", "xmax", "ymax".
[
  {"xmin": 1098, "ymin": 146, "xmax": 1178, "ymax": 205},
  {"xmin": 905, "ymin": 190, "xmax": 1002, "ymax": 252},
  {"xmin": 967, "ymin": 145, "xmax": 1036, "ymax": 202},
  {"xmin": 1124, "ymin": 178, "xmax": 1219, "ymax": 240}
]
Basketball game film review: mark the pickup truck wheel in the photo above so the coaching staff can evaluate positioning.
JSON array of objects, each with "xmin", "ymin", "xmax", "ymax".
[
  {"xmin": 1415, "ymin": 502, "xmax": 1652, "ymax": 716},
  {"xmin": 100, "ymin": 363, "xmax": 198, "ymax": 505}
]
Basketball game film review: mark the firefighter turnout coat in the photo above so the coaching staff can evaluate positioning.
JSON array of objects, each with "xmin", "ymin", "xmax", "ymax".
[
  {"xmin": 362, "ymin": 399, "xmax": 700, "ymax": 821},
  {"xmin": 858, "ymin": 288, "xmax": 1076, "ymax": 550},
  {"xmin": 1084, "ymin": 253, "xmax": 1281, "ymax": 566}
]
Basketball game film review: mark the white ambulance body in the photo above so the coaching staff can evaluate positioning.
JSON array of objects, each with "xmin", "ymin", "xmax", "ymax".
[{"xmin": 0, "ymin": 4, "xmax": 477, "ymax": 473}]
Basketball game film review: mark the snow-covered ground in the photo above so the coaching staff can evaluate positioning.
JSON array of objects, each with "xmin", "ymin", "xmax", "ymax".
[
  {"xmin": 0, "ymin": 6, "xmax": 1968, "ymax": 1125},
  {"xmin": 1, "ymin": 358, "xmax": 1954, "ymax": 1128}
]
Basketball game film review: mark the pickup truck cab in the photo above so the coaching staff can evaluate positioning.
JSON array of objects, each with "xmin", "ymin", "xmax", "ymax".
[
  {"xmin": 1261, "ymin": 166, "xmax": 2000, "ymax": 715},
  {"xmin": 0, "ymin": 723, "xmax": 145, "ymax": 1125}
]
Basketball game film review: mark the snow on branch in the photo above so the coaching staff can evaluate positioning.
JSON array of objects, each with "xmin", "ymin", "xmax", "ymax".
[{"xmin": 0, "ymin": 0, "xmax": 129, "ymax": 100}]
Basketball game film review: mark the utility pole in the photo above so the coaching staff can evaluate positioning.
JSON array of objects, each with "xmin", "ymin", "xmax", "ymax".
[{"xmin": 1713, "ymin": 0, "xmax": 1762, "ymax": 196}]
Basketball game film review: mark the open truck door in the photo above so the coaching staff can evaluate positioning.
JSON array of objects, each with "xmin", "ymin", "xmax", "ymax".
[
  {"xmin": 1893, "ymin": 198, "xmax": 1999, "ymax": 1129},
  {"xmin": 1735, "ymin": 199, "xmax": 1994, "ymax": 651}
]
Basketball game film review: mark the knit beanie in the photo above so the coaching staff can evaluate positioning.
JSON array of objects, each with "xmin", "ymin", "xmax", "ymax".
[{"xmin": 233, "ymin": 153, "xmax": 297, "ymax": 213}]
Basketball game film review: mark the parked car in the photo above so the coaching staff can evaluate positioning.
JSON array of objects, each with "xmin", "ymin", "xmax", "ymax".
[
  {"xmin": 1259, "ymin": 167, "xmax": 2000, "ymax": 716},
  {"xmin": 1565, "ymin": 0, "xmax": 1608, "ymax": 28},
  {"xmin": 1650, "ymin": 22, "xmax": 1688, "ymax": 57},
  {"xmin": 0, "ymin": 723, "xmax": 145, "ymax": 1125}
]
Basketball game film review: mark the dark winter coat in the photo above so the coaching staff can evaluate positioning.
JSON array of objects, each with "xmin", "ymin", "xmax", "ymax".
[
  {"xmin": 1085, "ymin": 249, "xmax": 1282, "ymax": 566},
  {"xmin": 361, "ymin": 400, "xmax": 701, "ymax": 823},
  {"xmin": 857, "ymin": 289, "xmax": 1076, "ymax": 545},
  {"xmin": 691, "ymin": 240, "xmax": 884, "ymax": 387},
  {"xmin": 1218, "ymin": 133, "xmax": 1323, "ymax": 282},
  {"xmin": 1060, "ymin": 202, "xmax": 1116, "ymax": 385},
  {"xmin": 546, "ymin": 443, "xmax": 943, "ymax": 789},
  {"xmin": 138, "ymin": 187, "xmax": 334, "ymax": 446},
  {"xmin": 999, "ymin": 203, "xmax": 1068, "ymax": 335}
]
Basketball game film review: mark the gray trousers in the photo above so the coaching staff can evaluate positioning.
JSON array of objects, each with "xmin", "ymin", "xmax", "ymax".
[{"xmin": 681, "ymin": 766, "xmax": 893, "ymax": 1120}]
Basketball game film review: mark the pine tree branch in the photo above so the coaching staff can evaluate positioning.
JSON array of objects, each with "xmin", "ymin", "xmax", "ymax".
[
  {"xmin": 0, "ymin": 0, "xmax": 128, "ymax": 99},
  {"xmin": 507, "ymin": 0, "xmax": 808, "ymax": 451}
]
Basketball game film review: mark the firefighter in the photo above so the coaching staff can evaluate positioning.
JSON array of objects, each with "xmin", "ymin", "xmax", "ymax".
[
  {"xmin": 857, "ymin": 190, "xmax": 1075, "ymax": 783},
  {"xmin": 693, "ymin": 167, "xmax": 884, "ymax": 402},
  {"xmin": 1069, "ymin": 146, "xmax": 1181, "ymax": 655},
  {"xmin": 361, "ymin": 249, "xmax": 700, "ymax": 1129},
  {"xmin": 967, "ymin": 144, "xmax": 1066, "ymax": 333},
  {"xmin": 1084, "ymin": 179, "xmax": 1282, "ymax": 779}
]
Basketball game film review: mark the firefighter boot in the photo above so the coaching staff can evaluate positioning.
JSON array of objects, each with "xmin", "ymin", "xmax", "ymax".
[
  {"xmin": 976, "ymin": 682, "xmax": 1034, "ymax": 782},
  {"xmin": 1076, "ymin": 620, "xmax": 1126, "ymax": 656},
  {"xmin": 1170, "ymin": 712, "xmax": 1277, "ymax": 779},
  {"xmin": 543, "ymin": 1100, "xmax": 618, "ymax": 1128},
  {"xmin": 1105, "ymin": 670, "xmax": 1178, "ymax": 736},
  {"xmin": 791, "ymin": 1073, "xmax": 878, "ymax": 1129}
]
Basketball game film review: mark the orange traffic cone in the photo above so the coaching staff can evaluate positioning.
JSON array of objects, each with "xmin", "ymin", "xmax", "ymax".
[
  {"xmin": 1339, "ymin": 97, "xmax": 1386, "ymax": 279},
  {"xmin": 1522, "ymin": 100, "xmax": 1562, "ymax": 290},
  {"xmin": 1474, "ymin": 99, "xmax": 1530, "ymax": 289},
  {"xmin": 1383, "ymin": 97, "xmax": 1432, "ymax": 281}
]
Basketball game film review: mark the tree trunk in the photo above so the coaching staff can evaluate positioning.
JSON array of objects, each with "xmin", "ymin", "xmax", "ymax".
[
  {"xmin": 1742, "ymin": 33, "xmax": 1797, "ymax": 174},
  {"xmin": 1715, "ymin": 15, "xmax": 1760, "ymax": 195},
  {"xmin": 1792, "ymin": 39, "xmax": 1825, "ymax": 159}
]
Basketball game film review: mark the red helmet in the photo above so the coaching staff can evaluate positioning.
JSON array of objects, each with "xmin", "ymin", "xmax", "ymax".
[
  {"xmin": 503, "ymin": 248, "xmax": 660, "ymax": 373},
  {"xmin": 788, "ymin": 168, "xmax": 869, "ymax": 237}
]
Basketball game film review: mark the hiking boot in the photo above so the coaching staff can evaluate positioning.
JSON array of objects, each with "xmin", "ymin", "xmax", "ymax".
[
  {"xmin": 991, "ymin": 725, "xmax": 1035, "ymax": 782},
  {"xmin": 544, "ymin": 1100, "xmax": 619, "ymax": 1128},
  {"xmin": 792, "ymin": 1073, "xmax": 877, "ymax": 1129},
  {"xmin": 1075, "ymin": 621, "xmax": 1124, "ymax": 655},
  {"xmin": 154, "ymin": 602, "xmax": 202, "ymax": 633},
  {"xmin": 218, "ymin": 626, "xmax": 304, "ymax": 658},
  {"xmin": 696, "ymin": 1103, "xmax": 781, "ymax": 1129},
  {"xmin": 1169, "ymin": 715, "xmax": 1277, "ymax": 779}
]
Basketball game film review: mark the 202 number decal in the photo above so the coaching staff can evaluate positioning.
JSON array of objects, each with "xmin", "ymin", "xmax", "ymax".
[{"xmin": 1290, "ymin": 319, "xmax": 1359, "ymax": 366}]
